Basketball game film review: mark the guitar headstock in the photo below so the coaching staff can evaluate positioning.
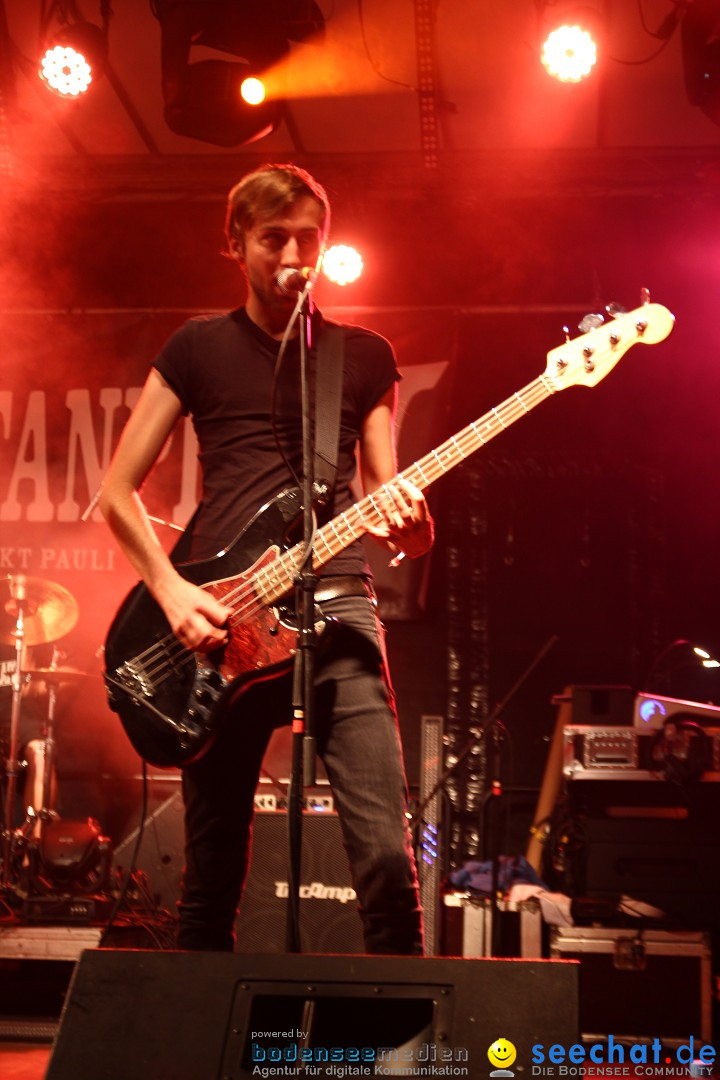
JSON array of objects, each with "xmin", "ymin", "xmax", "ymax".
[{"xmin": 544, "ymin": 300, "xmax": 675, "ymax": 391}]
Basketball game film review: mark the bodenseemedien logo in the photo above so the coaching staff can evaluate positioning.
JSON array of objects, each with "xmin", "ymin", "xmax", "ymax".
[{"xmin": 488, "ymin": 1038, "xmax": 517, "ymax": 1077}]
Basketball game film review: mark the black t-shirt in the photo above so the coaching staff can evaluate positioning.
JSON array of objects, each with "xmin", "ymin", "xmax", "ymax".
[{"xmin": 153, "ymin": 308, "xmax": 400, "ymax": 576}]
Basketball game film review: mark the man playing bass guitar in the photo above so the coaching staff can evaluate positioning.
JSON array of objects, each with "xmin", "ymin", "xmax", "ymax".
[{"xmin": 100, "ymin": 163, "xmax": 434, "ymax": 953}]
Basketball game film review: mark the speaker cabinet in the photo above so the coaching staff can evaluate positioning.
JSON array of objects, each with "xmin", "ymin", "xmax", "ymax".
[
  {"xmin": 46, "ymin": 950, "xmax": 579, "ymax": 1080},
  {"xmin": 567, "ymin": 779, "xmax": 720, "ymax": 927},
  {"xmin": 235, "ymin": 809, "xmax": 363, "ymax": 954},
  {"xmin": 115, "ymin": 790, "xmax": 363, "ymax": 953}
]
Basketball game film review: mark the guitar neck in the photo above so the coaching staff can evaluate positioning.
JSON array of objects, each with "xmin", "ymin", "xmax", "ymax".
[{"xmin": 260, "ymin": 373, "xmax": 555, "ymax": 601}]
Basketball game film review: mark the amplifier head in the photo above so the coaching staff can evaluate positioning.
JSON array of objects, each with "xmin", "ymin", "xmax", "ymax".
[{"xmin": 633, "ymin": 693, "xmax": 720, "ymax": 731}]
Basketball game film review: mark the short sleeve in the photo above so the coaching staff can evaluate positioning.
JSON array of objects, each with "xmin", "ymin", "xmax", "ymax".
[
  {"xmin": 153, "ymin": 322, "xmax": 196, "ymax": 416},
  {"xmin": 342, "ymin": 326, "xmax": 401, "ymax": 425}
]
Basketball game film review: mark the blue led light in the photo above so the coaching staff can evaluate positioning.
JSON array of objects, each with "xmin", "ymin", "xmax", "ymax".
[{"xmin": 639, "ymin": 699, "xmax": 667, "ymax": 724}]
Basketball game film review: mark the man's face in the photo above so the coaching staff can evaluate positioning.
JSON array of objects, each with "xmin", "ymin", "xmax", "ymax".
[{"xmin": 238, "ymin": 195, "xmax": 325, "ymax": 321}]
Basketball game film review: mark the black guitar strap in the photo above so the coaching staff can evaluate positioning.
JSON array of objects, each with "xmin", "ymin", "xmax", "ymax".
[
  {"xmin": 169, "ymin": 503, "xmax": 203, "ymax": 564},
  {"xmin": 169, "ymin": 324, "xmax": 345, "ymax": 558},
  {"xmin": 312, "ymin": 322, "xmax": 345, "ymax": 509}
]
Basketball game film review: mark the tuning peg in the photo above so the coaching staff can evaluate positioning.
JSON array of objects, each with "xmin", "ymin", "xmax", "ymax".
[
  {"xmin": 606, "ymin": 302, "xmax": 626, "ymax": 318},
  {"xmin": 578, "ymin": 312, "xmax": 604, "ymax": 333}
]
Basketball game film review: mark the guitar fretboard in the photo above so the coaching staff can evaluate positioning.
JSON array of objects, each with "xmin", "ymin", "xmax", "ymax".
[{"xmin": 253, "ymin": 373, "xmax": 556, "ymax": 605}]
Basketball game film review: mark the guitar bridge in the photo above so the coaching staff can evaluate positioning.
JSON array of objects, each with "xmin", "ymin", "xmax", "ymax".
[{"xmin": 114, "ymin": 659, "xmax": 156, "ymax": 700}]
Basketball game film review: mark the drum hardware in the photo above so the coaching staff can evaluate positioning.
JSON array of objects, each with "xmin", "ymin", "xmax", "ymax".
[{"xmin": 1, "ymin": 574, "xmax": 80, "ymax": 893}]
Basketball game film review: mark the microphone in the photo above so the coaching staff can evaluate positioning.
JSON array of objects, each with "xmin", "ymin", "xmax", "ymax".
[{"xmin": 275, "ymin": 266, "xmax": 316, "ymax": 295}]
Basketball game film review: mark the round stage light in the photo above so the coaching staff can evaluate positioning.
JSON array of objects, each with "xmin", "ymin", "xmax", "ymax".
[
  {"xmin": 40, "ymin": 44, "xmax": 93, "ymax": 97},
  {"xmin": 38, "ymin": 22, "xmax": 107, "ymax": 98},
  {"xmin": 541, "ymin": 24, "xmax": 598, "ymax": 82},
  {"xmin": 323, "ymin": 245, "xmax": 363, "ymax": 286},
  {"xmin": 240, "ymin": 77, "xmax": 266, "ymax": 105}
]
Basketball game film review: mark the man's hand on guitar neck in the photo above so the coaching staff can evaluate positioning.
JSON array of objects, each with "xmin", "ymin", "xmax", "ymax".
[
  {"xmin": 154, "ymin": 574, "xmax": 231, "ymax": 653},
  {"xmin": 365, "ymin": 477, "xmax": 435, "ymax": 564}
]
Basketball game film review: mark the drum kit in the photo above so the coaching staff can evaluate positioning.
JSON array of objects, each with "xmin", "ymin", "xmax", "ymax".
[{"xmin": 1, "ymin": 573, "xmax": 107, "ymax": 899}]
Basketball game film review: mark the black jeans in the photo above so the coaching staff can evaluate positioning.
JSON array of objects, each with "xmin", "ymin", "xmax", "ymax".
[{"xmin": 177, "ymin": 591, "xmax": 423, "ymax": 954}]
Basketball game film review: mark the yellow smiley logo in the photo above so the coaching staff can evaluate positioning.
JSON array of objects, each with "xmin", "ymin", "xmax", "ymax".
[{"xmin": 488, "ymin": 1039, "xmax": 517, "ymax": 1070}]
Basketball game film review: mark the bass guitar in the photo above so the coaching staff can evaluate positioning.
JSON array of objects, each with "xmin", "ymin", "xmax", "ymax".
[{"xmin": 104, "ymin": 299, "xmax": 674, "ymax": 767}]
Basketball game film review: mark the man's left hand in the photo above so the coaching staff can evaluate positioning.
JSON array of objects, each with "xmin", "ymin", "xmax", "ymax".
[{"xmin": 365, "ymin": 477, "xmax": 434, "ymax": 561}]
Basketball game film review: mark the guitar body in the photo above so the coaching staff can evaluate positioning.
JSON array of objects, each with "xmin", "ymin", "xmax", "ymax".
[{"xmin": 104, "ymin": 488, "xmax": 316, "ymax": 768}]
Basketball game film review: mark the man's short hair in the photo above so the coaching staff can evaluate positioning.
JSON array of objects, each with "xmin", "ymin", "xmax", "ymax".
[{"xmin": 225, "ymin": 163, "xmax": 330, "ymax": 254}]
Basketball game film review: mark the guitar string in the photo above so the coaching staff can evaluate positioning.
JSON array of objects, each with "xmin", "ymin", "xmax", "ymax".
[{"xmin": 119, "ymin": 378, "xmax": 555, "ymax": 687}]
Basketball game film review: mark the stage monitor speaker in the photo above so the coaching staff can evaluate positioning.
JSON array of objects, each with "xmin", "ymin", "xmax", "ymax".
[
  {"xmin": 115, "ymin": 790, "xmax": 364, "ymax": 953},
  {"xmin": 46, "ymin": 950, "xmax": 578, "ymax": 1080}
]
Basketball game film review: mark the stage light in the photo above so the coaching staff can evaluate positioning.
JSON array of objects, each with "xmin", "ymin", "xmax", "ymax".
[
  {"xmin": 163, "ymin": 59, "xmax": 281, "ymax": 146},
  {"xmin": 39, "ymin": 20, "xmax": 108, "ymax": 98},
  {"xmin": 539, "ymin": 5, "xmax": 602, "ymax": 83},
  {"xmin": 322, "ymin": 245, "xmax": 363, "ymax": 286},
  {"xmin": 542, "ymin": 24, "xmax": 597, "ymax": 82},
  {"xmin": 240, "ymin": 76, "xmax": 266, "ymax": 105},
  {"xmin": 694, "ymin": 647, "xmax": 720, "ymax": 669},
  {"xmin": 152, "ymin": 0, "xmax": 324, "ymax": 146}
]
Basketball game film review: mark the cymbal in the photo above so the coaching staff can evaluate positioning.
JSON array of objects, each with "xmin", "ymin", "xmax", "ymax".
[
  {"xmin": 1, "ymin": 575, "xmax": 79, "ymax": 647},
  {"xmin": 23, "ymin": 667, "xmax": 95, "ymax": 686}
]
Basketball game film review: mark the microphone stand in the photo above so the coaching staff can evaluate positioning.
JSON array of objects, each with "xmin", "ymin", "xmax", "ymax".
[{"xmin": 285, "ymin": 284, "xmax": 318, "ymax": 954}]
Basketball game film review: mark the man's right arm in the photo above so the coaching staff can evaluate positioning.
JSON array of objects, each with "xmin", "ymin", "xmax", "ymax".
[{"xmin": 100, "ymin": 369, "xmax": 230, "ymax": 652}]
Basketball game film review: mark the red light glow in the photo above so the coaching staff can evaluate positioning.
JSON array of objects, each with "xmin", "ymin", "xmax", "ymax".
[
  {"xmin": 240, "ymin": 77, "xmax": 266, "ymax": 106},
  {"xmin": 323, "ymin": 245, "xmax": 363, "ymax": 286},
  {"xmin": 39, "ymin": 45, "xmax": 93, "ymax": 97},
  {"xmin": 541, "ymin": 24, "xmax": 597, "ymax": 82}
]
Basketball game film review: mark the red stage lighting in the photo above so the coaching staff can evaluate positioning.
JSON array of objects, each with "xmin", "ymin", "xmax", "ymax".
[
  {"xmin": 240, "ymin": 76, "xmax": 266, "ymax": 105},
  {"xmin": 322, "ymin": 245, "xmax": 363, "ymax": 286},
  {"xmin": 540, "ymin": 6, "xmax": 602, "ymax": 83},
  {"xmin": 153, "ymin": 0, "xmax": 324, "ymax": 146},
  {"xmin": 39, "ymin": 21, "xmax": 107, "ymax": 98}
]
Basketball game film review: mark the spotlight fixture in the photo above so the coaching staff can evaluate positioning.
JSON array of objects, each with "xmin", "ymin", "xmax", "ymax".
[
  {"xmin": 152, "ymin": 0, "xmax": 324, "ymax": 147},
  {"xmin": 539, "ymin": 5, "xmax": 602, "ymax": 83},
  {"xmin": 240, "ymin": 76, "xmax": 266, "ymax": 106},
  {"xmin": 38, "ymin": 6, "xmax": 110, "ymax": 99},
  {"xmin": 322, "ymin": 244, "xmax": 363, "ymax": 286},
  {"xmin": 163, "ymin": 58, "xmax": 281, "ymax": 146}
]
